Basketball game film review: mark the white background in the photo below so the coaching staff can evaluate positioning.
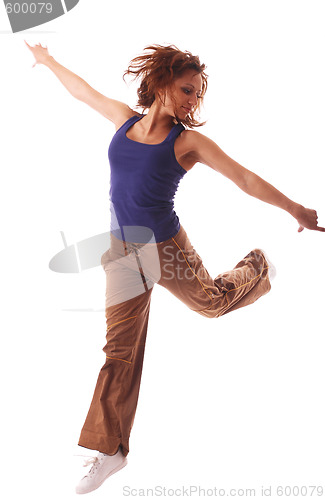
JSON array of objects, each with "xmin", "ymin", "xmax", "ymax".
[{"xmin": 1, "ymin": 0, "xmax": 324, "ymax": 498}]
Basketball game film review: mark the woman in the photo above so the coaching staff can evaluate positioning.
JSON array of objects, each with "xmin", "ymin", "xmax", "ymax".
[{"xmin": 25, "ymin": 41, "xmax": 324, "ymax": 494}]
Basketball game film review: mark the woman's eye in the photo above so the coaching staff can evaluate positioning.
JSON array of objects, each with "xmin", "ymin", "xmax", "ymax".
[{"xmin": 182, "ymin": 88, "xmax": 203, "ymax": 99}]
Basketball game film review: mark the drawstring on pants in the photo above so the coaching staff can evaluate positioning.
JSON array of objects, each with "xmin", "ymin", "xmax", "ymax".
[{"xmin": 123, "ymin": 242, "xmax": 149, "ymax": 292}]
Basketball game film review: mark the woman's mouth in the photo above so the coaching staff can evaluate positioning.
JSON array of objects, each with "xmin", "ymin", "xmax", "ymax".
[{"xmin": 182, "ymin": 106, "xmax": 191, "ymax": 114}]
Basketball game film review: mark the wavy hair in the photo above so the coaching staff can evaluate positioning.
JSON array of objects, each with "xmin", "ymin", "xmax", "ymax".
[{"xmin": 123, "ymin": 44, "xmax": 208, "ymax": 128}]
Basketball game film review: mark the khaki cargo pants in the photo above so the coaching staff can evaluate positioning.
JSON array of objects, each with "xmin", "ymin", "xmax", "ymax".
[{"xmin": 78, "ymin": 224, "xmax": 271, "ymax": 457}]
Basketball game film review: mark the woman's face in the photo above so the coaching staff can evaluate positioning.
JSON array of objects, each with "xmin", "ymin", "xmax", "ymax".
[{"xmin": 162, "ymin": 69, "xmax": 203, "ymax": 120}]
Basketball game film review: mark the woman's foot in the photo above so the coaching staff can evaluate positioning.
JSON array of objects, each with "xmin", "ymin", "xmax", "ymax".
[{"xmin": 76, "ymin": 448, "xmax": 128, "ymax": 494}]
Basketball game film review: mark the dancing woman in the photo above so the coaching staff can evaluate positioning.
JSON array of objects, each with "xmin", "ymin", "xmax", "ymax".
[{"xmin": 25, "ymin": 41, "xmax": 324, "ymax": 494}]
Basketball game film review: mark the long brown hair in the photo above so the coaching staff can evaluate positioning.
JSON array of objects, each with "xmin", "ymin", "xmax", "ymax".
[{"xmin": 123, "ymin": 44, "xmax": 208, "ymax": 128}]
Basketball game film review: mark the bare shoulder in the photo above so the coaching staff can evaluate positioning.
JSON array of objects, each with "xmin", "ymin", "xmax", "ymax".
[
  {"xmin": 75, "ymin": 83, "xmax": 141, "ymax": 129},
  {"xmin": 176, "ymin": 128, "xmax": 242, "ymax": 176},
  {"xmin": 114, "ymin": 106, "xmax": 142, "ymax": 131},
  {"xmin": 174, "ymin": 129, "xmax": 206, "ymax": 171},
  {"xmin": 176, "ymin": 129, "xmax": 210, "ymax": 157},
  {"xmin": 179, "ymin": 129, "xmax": 250, "ymax": 186}
]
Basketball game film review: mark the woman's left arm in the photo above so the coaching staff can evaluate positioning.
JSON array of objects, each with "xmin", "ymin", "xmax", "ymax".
[{"xmin": 190, "ymin": 132, "xmax": 325, "ymax": 233}]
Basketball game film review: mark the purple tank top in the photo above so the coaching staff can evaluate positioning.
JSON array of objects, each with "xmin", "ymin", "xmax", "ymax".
[{"xmin": 108, "ymin": 114, "xmax": 188, "ymax": 243}]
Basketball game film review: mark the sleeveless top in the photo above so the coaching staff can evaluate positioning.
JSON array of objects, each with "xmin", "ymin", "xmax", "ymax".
[{"xmin": 108, "ymin": 114, "xmax": 188, "ymax": 243}]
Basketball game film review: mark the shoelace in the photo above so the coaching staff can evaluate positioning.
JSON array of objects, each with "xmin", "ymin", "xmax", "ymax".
[{"xmin": 74, "ymin": 454, "xmax": 106, "ymax": 477}]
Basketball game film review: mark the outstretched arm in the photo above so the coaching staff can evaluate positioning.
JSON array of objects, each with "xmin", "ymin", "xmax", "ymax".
[
  {"xmin": 189, "ymin": 131, "xmax": 324, "ymax": 233},
  {"xmin": 24, "ymin": 41, "xmax": 134, "ymax": 128}
]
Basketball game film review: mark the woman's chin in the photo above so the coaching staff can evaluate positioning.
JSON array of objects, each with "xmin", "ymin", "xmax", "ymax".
[{"xmin": 175, "ymin": 110, "xmax": 188, "ymax": 121}]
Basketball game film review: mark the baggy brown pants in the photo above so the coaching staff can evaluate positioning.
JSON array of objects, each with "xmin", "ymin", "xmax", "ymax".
[{"xmin": 78, "ymin": 224, "xmax": 271, "ymax": 457}]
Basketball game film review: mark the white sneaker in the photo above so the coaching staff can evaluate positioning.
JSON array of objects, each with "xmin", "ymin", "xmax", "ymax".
[
  {"xmin": 75, "ymin": 448, "xmax": 128, "ymax": 494},
  {"xmin": 259, "ymin": 248, "xmax": 277, "ymax": 282}
]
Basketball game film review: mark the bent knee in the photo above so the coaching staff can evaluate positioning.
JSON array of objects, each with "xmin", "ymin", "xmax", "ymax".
[{"xmin": 195, "ymin": 308, "xmax": 220, "ymax": 319}]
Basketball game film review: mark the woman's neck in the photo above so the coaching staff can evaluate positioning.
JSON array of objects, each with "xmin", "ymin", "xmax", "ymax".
[{"xmin": 139, "ymin": 101, "xmax": 175, "ymax": 137}]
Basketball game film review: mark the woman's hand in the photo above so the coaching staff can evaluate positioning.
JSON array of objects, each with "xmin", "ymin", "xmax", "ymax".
[
  {"xmin": 24, "ymin": 40, "xmax": 52, "ymax": 67},
  {"xmin": 292, "ymin": 204, "xmax": 325, "ymax": 233}
]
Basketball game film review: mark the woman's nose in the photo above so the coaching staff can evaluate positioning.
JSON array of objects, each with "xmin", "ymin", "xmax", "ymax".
[{"xmin": 188, "ymin": 94, "xmax": 198, "ymax": 106}]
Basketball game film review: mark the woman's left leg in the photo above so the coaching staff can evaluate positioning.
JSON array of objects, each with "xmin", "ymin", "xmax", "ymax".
[
  {"xmin": 78, "ymin": 287, "xmax": 153, "ymax": 457},
  {"xmin": 78, "ymin": 235, "xmax": 156, "ymax": 457}
]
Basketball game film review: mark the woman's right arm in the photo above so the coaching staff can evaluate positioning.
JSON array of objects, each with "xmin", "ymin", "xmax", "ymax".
[{"xmin": 24, "ymin": 41, "xmax": 135, "ymax": 128}]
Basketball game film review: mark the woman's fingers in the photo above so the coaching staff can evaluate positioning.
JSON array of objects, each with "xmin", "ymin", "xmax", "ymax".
[
  {"xmin": 297, "ymin": 215, "xmax": 325, "ymax": 232},
  {"xmin": 24, "ymin": 40, "xmax": 50, "ymax": 68},
  {"xmin": 295, "ymin": 206, "xmax": 325, "ymax": 233},
  {"xmin": 24, "ymin": 40, "xmax": 46, "ymax": 49}
]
